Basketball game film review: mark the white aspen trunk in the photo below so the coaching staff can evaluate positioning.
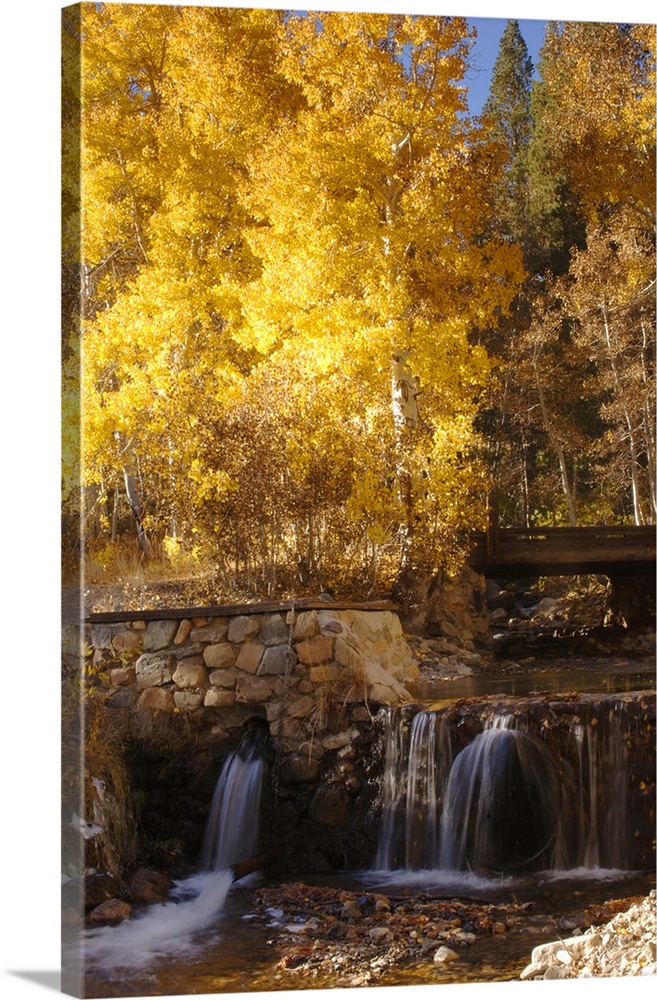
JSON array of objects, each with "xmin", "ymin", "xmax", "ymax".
[
  {"xmin": 521, "ymin": 437, "xmax": 531, "ymax": 526},
  {"xmin": 639, "ymin": 320, "xmax": 656, "ymax": 519},
  {"xmin": 601, "ymin": 301, "xmax": 644, "ymax": 525},
  {"xmin": 122, "ymin": 465, "xmax": 151, "ymax": 556},
  {"xmin": 391, "ymin": 349, "xmax": 419, "ymax": 577},
  {"xmin": 110, "ymin": 485, "xmax": 119, "ymax": 542},
  {"xmin": 533, "ymin": 364, "xmax": 577, "ymax": 526},
  {"xmin": 114, "ymin": 431, "xmax": 151, "ymax": 556},
  {"xmin": 391, "ymin": 349, "xmax": 419, "ymax": 432}
]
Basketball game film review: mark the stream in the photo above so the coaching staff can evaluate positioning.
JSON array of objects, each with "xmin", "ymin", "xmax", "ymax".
[{"xmin": 75, "ymin": 653, "xmax": 655, "ymax": 998}]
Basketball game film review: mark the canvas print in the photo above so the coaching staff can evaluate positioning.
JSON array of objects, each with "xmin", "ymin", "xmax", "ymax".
[{"xmin": 61, "ymin": 2, "xmax": 656, "ymax": 997}]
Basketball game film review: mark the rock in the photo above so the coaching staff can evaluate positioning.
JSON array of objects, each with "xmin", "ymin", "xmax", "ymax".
[
  {"xmin": 322, "ymin": 728, "xmax": 359, "ymax": 750},
  {"xmin": 87, "ymin": 898, "xmax": 132, "ymax": 925},
  {"xmin": 173, "ymin": 619, "xmax": 192, "ymax": 645},
  {"xmin": 172, "ymin": 659, "xmax": 208, "ymax": 689},
  {"xmin": 135, "ymin": 652, "xmax": 174, "ymax": 688},
  {"xmin": 227, "ymin": 616, "xmax": 260, "ymax": 643},
  {"xmin": 138, "ymin": 687, "xmax": 175, "ymax": 713},
  {"xmin": 333, "ymin": 635, "xmax": 365, "ymax": 670},
  {"xmin": 296, "ymin": 635, "xmax": 335, "ymax": 666},
  {"xmin": 520, "ymin": 962, "xmax": 546, "ymax": 980},
  {"xmin": 109, "ymin": 667, "xmax": 133, "ymax": 687},
  {"xmin": 235, "ymin": 674, "xmax": 275, "ymax": 703},
  {"xmin": 174, "ymin": 690, "xmax": 204, "ymax": 711},
  {"xmin": 107, "ymin": 687, "xmax": 138, "ymax": 710},
  {"xmin": 111, "ymin": 630, "xmax": 142, "ymax": 653},
  {"xmin": 279, "ymin": 754, "xmax": 323, "ymax": 783},
  {"xmin": 522, "ymin": 891, "xmax": 656, "ymax": 981},
  {"xmin": 292, "ymin": 611, "xmax": 319, "ymax": 641},
  {"xmin": 369, "ymin": 926, "xmax": 392, "ymax": 941},
  {"xmin": 286, "ymin": 694, "xmax": 315, "ymax": 719},
  {"xmin": 260, "ymin": 614, "xmax": 289, "ymax": 645},
  {"xmin": 309, "ymin": 784, "xmax": 350, "ymax": 827},
  {"xmin": 209, "ymin": 667, "xmax": 238, "ymax": 688},
  {"xmin": 235, "ymin": 641, "xmax": 265, "ymax": 674},
  {"xmin": 128, "ymin": 869, "xmax": 172, "ymax": 905},
  {"xmin": 369, "ymin": 683, "xmax": 403, "ymax": 704},
  {"xmin": 172, "ymin": 642, "xmax": 204, "ymax": 660},
  {"xmin": 317, "ymin": 611, "xmax": 348, "ymax": 634},
  {"xmin": 489, "ymin": 608, "xmax": 508, "ymax": 624},
  {"xmin": 190, "ymin": 620, "xmax": 229, "ymax": 643},
  {"xmin": 258, "ymin": 644, "xmax": 293, "ymax": 675},
  {"xmin": 76, "ymin": 873, "xmax": 123, "ymax": 910},
  {"xmin": 90, "ymin": 624, "xmax": 124, "ymax": 650},
  {"xmin": 433, "ymin": 945, "xmax": 459, "ymax": 964},
  {"xmin": 489, "ymin": 589, "xmax": 516, "ymax": 612},
  {"xmin": 143, "ymin": 620, "xmax": 178, "ymax": 651},
  {"xmin": 204, "ymin": 689, "xmax": 236, "ymax": 707},
  {"xmin": 543, "ymin": 966, "xmax": 569, "ymax": 979},
  {"xmin": 309, "ymin": 664, "xmax": 341, "ymax": 683},
  {"xmin": 204, "ymin": 643, "xmax": 236, "ymax": 669}
]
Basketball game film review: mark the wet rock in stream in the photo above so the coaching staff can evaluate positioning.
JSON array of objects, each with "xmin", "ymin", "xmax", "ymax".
[
  {"xmin": 253, "ymin": 882, "xmax": 538, "ymax": 985},
  {"xmin": 251, "ymin": 883, "xmax": 656, "ymax": 986}
]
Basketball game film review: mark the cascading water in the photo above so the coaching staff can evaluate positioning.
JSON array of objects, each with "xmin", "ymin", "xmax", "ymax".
[
  {"xmin": 376, "ymin": 698, "xmax": 633, "ymax": 875},
  {"xmin": 201, "ymin": 721, "xmax": 269, "ymax": 871},
  {"xmin": 570, "ymin": 702, "xmax": 629, "ymax": 870},
  {"xmin": 376, "ymin": 709, "xmax": 452, "ymax": 870},
  {"xmin": 438, "ymin": 715, "xmax": 561, "ymax": 872},
  {"xmin": 81, "ymin": 722, "xmax": 270, "ymax": 978}
]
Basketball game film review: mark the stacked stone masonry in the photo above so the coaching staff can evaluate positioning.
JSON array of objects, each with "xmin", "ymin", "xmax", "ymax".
[{"xmin": 89, "ymin": 608, "xmax": 420, "ymax": 742}]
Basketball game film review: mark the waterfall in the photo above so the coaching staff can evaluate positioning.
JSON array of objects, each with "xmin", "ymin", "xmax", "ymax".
[
  {"xmin": 376, "ymin": 700, "xmax": 633, "ymax": 874},
  {"xmin": 200, "ymin": 723, "xmax": 268, "ymax": 872},
  {"xmin": 81, "ymin": 723, "xmax": 269, "ymax": 977},
  {"xmin": 438, "ymin": 716, "xmax": 561, "ymax": 872},
  {"xmin": 570, "ymin": 703, "xmax": 629, "ymax": 870},
  {"xmin": 376, "ymin": 710, "xmax": 452, "ymax": 870}
]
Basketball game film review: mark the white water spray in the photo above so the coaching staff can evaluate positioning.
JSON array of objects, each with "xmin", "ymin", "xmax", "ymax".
[
  {"xmin": 83, "ymin": 869, "xmax": 233, "ymax": 970},
  {"xmin": 201, "ymin": 736, "xmax": 266, "ymax": 871}
]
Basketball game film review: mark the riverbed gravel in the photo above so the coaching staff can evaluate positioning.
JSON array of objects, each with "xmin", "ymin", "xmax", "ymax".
[{"xmin": 251, "ymin": 883, "xmax": 656, "ymax": 986}]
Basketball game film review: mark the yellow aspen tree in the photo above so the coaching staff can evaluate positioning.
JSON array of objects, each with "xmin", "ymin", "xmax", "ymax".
[
  {"xmin": 241, "ymin": 12, "xmax": 524, "ymax": 609},
  {"xmin": 537, "ymin": 21, "xmax": 655, "ymax": 226},
  {"xmin": 69, "ymin": 7, "xmax": 524, "ymax": 603},
  {"xmin": 71, "ymin": 4, "xmax": 300, "ymax": 557}
]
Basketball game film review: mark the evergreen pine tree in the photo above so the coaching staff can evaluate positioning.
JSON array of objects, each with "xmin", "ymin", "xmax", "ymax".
[
  {"xmin": 481, "ymin": 19, "xmax": 534, "ymax": 260},
  {"xmin": 527, "ymin": 26, "xmax": 586, "ymax": 276}
]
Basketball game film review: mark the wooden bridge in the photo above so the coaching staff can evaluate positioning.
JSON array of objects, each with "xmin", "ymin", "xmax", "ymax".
[{"xmin": 469, "ymin": 524, "xmax": 656, "ymax": 579}]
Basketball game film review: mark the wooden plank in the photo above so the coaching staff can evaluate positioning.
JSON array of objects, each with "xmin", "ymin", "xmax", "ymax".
[
  {"xmin": 469, "ymin": 524, "xmax": 655, "ymax": 575},
  {"xmin": 85, "ymin": 597, "xmax": 398, "ymax": 624}
]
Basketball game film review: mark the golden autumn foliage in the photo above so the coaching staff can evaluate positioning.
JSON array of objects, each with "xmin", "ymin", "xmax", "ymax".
[
  {"xmin": 63, "ymin": 4, "xmax": 524, "ymax": 600},
  {"xmin": 537, "ymin": 21, "xmax": 655, "ymax": 226},
  {"xmin": 63, "ymin": 6, "xmax": 654, "ymax": 600}
]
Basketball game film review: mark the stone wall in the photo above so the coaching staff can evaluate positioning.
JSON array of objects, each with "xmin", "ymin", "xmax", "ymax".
[
  {"xmin": 68, "ymin": 605, "xmax": 420, "ymax": 874},
  {"xmin": 88, "ymin": 606, "xmax": 419, "ymax": 738}
]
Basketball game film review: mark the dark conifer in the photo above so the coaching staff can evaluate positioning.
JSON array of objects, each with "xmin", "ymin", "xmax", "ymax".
[{"xmin": 481, "ymin": 20, "xmax": 534, "ymax": 259}]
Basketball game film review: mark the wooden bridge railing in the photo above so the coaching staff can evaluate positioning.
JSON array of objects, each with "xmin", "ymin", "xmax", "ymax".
[{"xmin": 469, "ymin": 524, "xmax": 656, "ymax": 577}]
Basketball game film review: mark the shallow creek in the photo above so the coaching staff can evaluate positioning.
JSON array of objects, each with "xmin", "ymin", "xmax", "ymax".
[
  {"xmin": 80, "ymin": 867, "xmax": 655, "ymax": 996},
  {"xmin": 79, "ymin": 656, "xmax": 655, "ymax": 997}
]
